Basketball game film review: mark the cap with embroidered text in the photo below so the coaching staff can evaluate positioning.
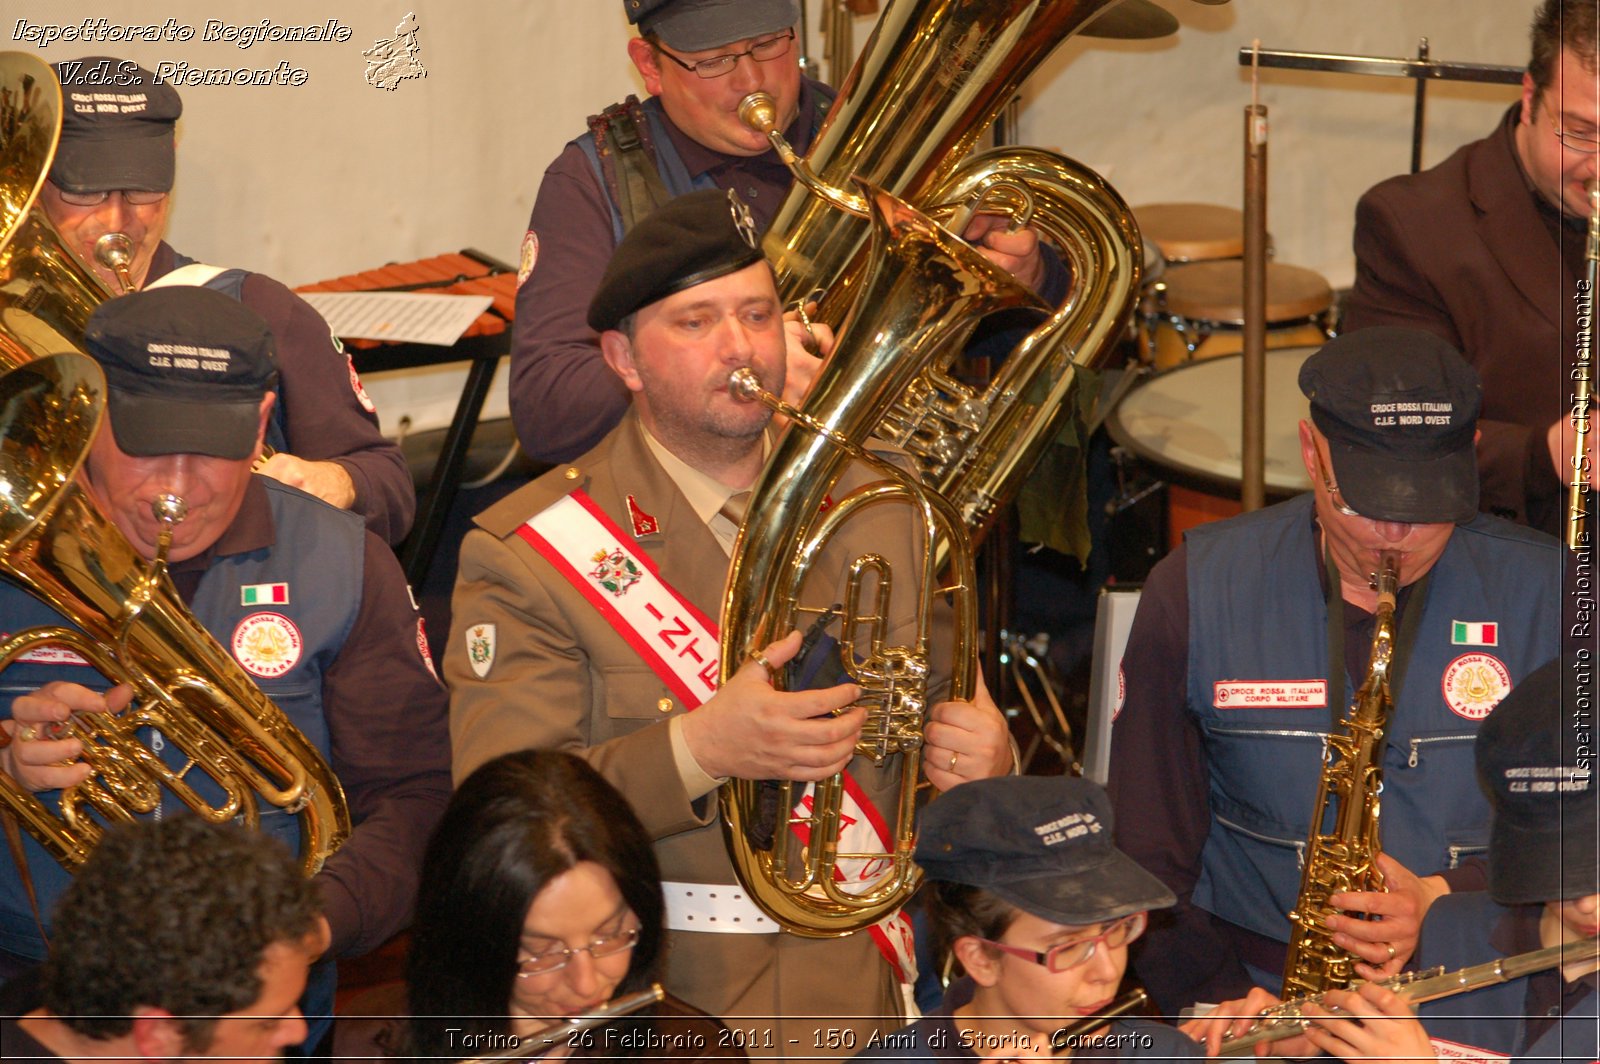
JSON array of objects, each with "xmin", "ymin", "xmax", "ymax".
[
  {"xmin": 625, "ymin": 0, "xmax": 800, "ymax": 51},
  {"xmin": 49, "ymin": 57, "xmax": 181, "ymax": 194},
  {"xmin": 84, "ymin": 287, "xmax": 278, "ymax": 461},
  {"xmin": 915, "ymin": 776, "xmax": 1174, "ymax": 927},
  {"xmin": 1475, "ymin": 657, "xmax": 1598, "ymax": 905},
  {"xmin": 1298, "ymin": 326, "xmax": 1482, "ymax": 524},
  {"xmin": 588, "ymin": 188, "xmax": 765, "ymax": 332}
]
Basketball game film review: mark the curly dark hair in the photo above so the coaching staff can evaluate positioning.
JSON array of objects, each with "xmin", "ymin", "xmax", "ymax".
[
  {"xmin": 406, "ymin": 750, "xmax": 665, "ymax": 1059},
  {"xmin": 1529, "ymin": 0, "xmax": 1598, "ymax": 99},
  {"xmin": 41, "ymin": 817, "xmax": 319, "ymax": 1048}
]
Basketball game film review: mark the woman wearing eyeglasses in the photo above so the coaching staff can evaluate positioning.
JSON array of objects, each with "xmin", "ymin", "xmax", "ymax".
[
  {"xmin": 855, "ymin": 776, "xmax": 1201, "ymax": 1061},
  {"xmin": 404, "ymin": 749, "xmax": 743, "ymax": 1061}
]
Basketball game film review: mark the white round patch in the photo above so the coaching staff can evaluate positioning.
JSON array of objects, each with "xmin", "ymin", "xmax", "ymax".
[
  {"xmin": 232, "ymin": 612, "xmax": 304, "ymax": 678},
  {"xmin": 1440, "ymin": 652, "xmax": 1512, "ymax": 721},
  {"xmin": 517, "ymin": 230, "xmax": 539, "ymax": 287}
]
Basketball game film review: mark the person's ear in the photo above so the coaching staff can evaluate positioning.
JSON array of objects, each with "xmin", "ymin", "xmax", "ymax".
[
  {"xmin": 628, "ymin": 36, "xmax": 666, "ymax": 97},
  {"xmin": 130, "ymin": 1007, "xmax": 187, "ymax": 1062},
  {"xmin": 600, "ymin": 330, "xmax": 645, "ymax": 394},
  {"xmin": 1520, "ymin": 71, "xmax": 1538, "ymax": 127},
  {"xmin": 953, "ymin": 934, "xmax": 1003, "ymax": 989}
]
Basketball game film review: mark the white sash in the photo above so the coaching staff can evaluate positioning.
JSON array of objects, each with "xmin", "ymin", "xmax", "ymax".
[{"xmin": 519, "ymin": 489, "xmax": 918, "ymax": 984}]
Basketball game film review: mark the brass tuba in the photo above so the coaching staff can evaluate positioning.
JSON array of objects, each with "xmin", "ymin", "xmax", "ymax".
[
  {"xmin": 1280, "ymin": 551, "xmax": 1399, "ymax": 996},
  {"xmin": 716, "ymin": 0, "xmax": 1147, "ymax": 934},
  {"xmin": 743, "ymin": 0, "xmax": 1146, "ymax": 541},
  {"xmin": 0, "ymin": 53, "xmax": 349, "ymax": 875}
]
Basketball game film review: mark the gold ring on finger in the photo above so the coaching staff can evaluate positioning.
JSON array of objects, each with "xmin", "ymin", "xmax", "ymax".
[{"xmin": 748, "ymin": 650, "xmax": 779, "ymax": 682}]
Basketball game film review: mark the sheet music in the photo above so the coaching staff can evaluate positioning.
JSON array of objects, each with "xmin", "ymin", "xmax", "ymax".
[{"xmin": 300, "ymin": 291, "xmax": 493, "ymax": 346}]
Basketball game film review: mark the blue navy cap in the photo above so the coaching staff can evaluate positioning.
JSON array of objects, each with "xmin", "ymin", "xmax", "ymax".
[{"xmin": 625, "ymin": 0, "xmax": 799, "ymax": 51}]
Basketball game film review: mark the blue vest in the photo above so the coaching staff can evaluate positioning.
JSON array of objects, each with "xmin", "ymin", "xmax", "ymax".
[
  {"xmin": 0, "ymin": 480, "xmax": 362, "ymax": 960},
  {"xmin": 574, "ymin": 82, "xmax": 836, "ymax": 243},
  {"xmin": 1185, "ymin": 496, "xmax": 1560, "ymax": 942},
  {"xmin": 1414, "ymin": 893, "xmax": 1598, "ymax": 1063}
]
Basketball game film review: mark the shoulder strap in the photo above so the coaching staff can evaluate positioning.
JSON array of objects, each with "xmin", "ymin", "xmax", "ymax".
[{"xmin": 587, "ymin": 96, "xmax": 674, "ymax": 235}]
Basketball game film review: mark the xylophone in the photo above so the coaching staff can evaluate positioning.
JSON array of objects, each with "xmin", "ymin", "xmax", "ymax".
[{"xmin": 296, "ymin": 249, "xmax": 519, "ymax": 587}]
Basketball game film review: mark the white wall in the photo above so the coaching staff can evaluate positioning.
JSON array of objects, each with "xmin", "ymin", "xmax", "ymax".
[{"xmin": 8, "ymin": 1, "xmax": 1529, "ymax": 434}]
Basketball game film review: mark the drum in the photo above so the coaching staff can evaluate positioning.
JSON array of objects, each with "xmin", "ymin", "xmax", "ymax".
[
  {"xmin": 1132, "ymin": 202, "xmax": 1248, "ymax": 264},
  {"xmin": 1106, "ymin": 346, "xmax": 1315, "ymax": 550},
  {"xmin": 1146, "ymin": 260, "xmax": 1333, "ymax": 370}
]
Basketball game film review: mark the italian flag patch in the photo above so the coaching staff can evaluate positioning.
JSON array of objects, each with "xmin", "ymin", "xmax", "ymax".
[
  {"xmin": 241, "ymin": 582, "xmax": 289, "ymax": 606},
  {"xmin": 1451, "ymin": 620, "xmax": 1498, "ymax": 646}
]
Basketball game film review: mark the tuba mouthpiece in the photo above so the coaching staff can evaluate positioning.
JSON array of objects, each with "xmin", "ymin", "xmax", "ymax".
[
  {"xmin": 738, "ymin": 92, "xmax": 779, "ymax": 136},
  {"xmin": 93, "ymin": 233, "xmax": 137, "ymax": 293},
  {"xmin": 728, "ymin": 367, "xmax": 764, "ymax": 402},
  {"xmin": 152, "ymin": 493, "xmax": 188, "ymax": 526}
]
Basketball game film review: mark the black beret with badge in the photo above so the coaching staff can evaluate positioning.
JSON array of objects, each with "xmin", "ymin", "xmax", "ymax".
[
  {"xmin": 84, "ymin": 287, "xmax": 279, "ymax": 461},
  {"xmin": 587, "ymin": 188, "xmax": 766, "ymax": 333}
]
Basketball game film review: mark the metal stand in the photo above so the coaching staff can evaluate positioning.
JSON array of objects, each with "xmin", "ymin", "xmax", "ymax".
[{"xmin": 1234, "ymin": 44, "xmax": 1522, "ymax": 173}]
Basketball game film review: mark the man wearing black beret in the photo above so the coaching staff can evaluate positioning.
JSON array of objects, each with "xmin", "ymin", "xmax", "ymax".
[
  {"xmin": 37, "ymin": 56, "xmax": 415, "ymax": 546},
  {"xmin": 448, "ymin": 189, "xmax": 1014, "ymax": 1053},
  {"xmin": 505, "ymin": 0, "xmax": 1059, "ymax": 466}
]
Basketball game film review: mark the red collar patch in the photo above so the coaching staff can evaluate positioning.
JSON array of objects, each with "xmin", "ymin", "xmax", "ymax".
[{"xmin": 627, "ymin": 494, "xmax": 660, "ymax": 538}]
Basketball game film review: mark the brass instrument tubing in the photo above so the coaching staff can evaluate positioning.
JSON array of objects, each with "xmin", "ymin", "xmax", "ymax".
[
  {"xmin": 738, "ymin": 92, "xmax": 869, "ymax": 218},
  {"xmin": 1568, "ymin": 179, "xmax": 1598, "ymax": 551}
]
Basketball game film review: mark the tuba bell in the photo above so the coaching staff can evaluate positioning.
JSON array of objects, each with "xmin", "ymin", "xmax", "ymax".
[
  {"xmin": 0, "ymin": 52, "xmax": 349, "ymax": 876},
  {"xmin": 743, "ymin": 0, "xmax": 1146, "ymax": 543}
]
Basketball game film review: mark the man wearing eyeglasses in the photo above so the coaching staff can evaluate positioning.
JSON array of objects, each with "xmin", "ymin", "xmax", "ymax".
[
  {"xmin": 1105, "ymin": 328, "xmax": 1561, "ymax": 1016},
  {"xmin": 1343, "ymin": 0, "xmax": 1600, "ymax": 537},
  {"xmin": 506, "ymin": 0, "xmax": 1055, "ymax": 465},
  {"xmin": 38, "ymin": 57, "xmax": 415, "ymax": 547}
]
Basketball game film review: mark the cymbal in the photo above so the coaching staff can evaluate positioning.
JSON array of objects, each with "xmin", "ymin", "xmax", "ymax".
[{"xmin": 1079, "ymin": 0, "xmax": 1179, "ymax": 40}]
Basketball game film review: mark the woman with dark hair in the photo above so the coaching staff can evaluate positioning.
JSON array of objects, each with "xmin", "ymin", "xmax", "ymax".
[{"xmin": 405, "ymin": 749, "xmax": 742, "ymax": 1061}]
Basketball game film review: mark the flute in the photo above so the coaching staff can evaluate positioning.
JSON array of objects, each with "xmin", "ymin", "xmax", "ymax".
[
  {"xmin": 454, "ymin": 983, "xmax": 666, "ymax": 1064},
  {"xmin": 1217, "ymin": 937, "xmax": 1600, "ymax": 1056}
]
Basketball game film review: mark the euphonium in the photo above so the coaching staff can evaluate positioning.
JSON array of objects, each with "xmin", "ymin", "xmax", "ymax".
[
  {"xmin": 741, "ymin": 0, "xmax": 1145, "ymax": 541},
  {"xmin": 718, "ymin": 183, "xmax": 1052, "ymax": 935},
  {"xmin": 1280, "ymin": 551, "xmax": 1400, "ymax": 997},
  {"xmin": 0, "ymin": 353, "xmax": 351, "ymax": 874}
]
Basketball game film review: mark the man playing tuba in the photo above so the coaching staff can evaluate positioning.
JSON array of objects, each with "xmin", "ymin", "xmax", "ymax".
[
  {"xmin": 0, "ymin": 288, "xmax": 451, "ymax": 1023},
  {"xmin": 448, "ymin": 189, "xmax": 1013, "ymax": 1055},
  {"xmin": 1108, "ymin": 328, "xmax": 1562, "ymax": 1017}
]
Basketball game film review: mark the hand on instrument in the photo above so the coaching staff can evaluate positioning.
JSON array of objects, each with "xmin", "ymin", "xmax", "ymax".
[
  {"xmin": 255, "ymin": 452, "xmax": 358, "ymax": 510},
  {"xmin": 781, "ymin": 302, "xmax": 834, "ymax": 410},
  {"xmin": 679, "ymin": 630, "xmax": 865, "ymax": 782},
  {"xmin": 922, "ymin": 670, "xmax": 1012, "ymax": 790},
  {"xmin": 1299, "ymin": 982, "xmax": 1436, "ymax": 1064},
  {"xmin": 0, "ymin": 681, "xmax": 133, "ymax": 792},
  {"xmin": 1546, "ymin": 415, "xmax": 1600, "ymax": 490},
  {"xmin": 1180, "ymin": 987, "xmax": 1314, "ymax": 1059},
  {"xmin": 963, "ymin": 214, "xmax": 1046, "ymax": 293},
  {"xmin": 1325, "ymin": 854, "xmax": 1449, "ymax": 980}
]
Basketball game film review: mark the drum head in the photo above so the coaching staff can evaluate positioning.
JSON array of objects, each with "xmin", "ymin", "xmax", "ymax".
[{"xmin": 1106, "ymin": 347, "xmax": 1316, "ymax": 497}]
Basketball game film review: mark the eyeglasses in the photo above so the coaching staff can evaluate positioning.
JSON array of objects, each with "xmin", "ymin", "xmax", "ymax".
[
  {"xmin": 53, "ymin": 188, "xmax": 168, "ymax": 207},
  {"xmin": 657, "ymin": 29, "xmax": 795, "ymax": 79},
  {"xmin": 1312, "ymin": 445, "xmax": 1363, "ymax": 518},
  {"xmin": 977, "ymin": 912, "xmax": 1147, "ymax": 973},
  {"xmin": 516, "ymin": 926, "xmax": 639, "ymax": 977},
  {"xmin": 1545, "ymin": 100, "xmax": 1600, "ymax": 152}
]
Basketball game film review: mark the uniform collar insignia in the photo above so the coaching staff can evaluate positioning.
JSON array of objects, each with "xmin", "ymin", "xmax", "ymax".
[{"xmin": 627, "ymin": 494, "xmax": 660, "ymax": 538}]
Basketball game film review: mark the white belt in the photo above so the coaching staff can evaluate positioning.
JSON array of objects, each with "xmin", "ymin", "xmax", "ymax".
[{"xmin": 661, "ymin": 881, "xmax": 781, "ymax": 934}]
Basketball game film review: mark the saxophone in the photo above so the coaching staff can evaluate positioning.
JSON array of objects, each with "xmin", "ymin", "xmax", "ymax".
[{"xmin": 1280, "ymin": 551, "xmax": 1400, "ymax": 997}]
